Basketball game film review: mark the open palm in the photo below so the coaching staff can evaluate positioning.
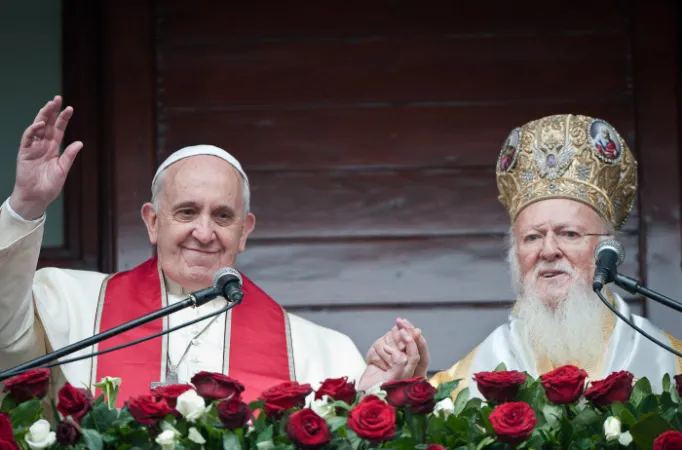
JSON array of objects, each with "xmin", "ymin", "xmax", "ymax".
[{"xmin": 10, "ymin": 96, "xmax": 82, "ymax": 219}]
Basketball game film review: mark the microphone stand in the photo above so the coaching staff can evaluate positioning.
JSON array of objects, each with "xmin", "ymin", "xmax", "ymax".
[
  {"xmin": 613, "ymin": 273, "xmax": 682, "ymax": 314},
  {"xmin": 0, "ymin": 287, "xmax": 219, "ymax": 382}
]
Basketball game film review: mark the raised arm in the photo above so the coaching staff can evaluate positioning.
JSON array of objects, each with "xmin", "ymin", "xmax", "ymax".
[{"xmin": 0, "ymin": 96, "xmax": 82, "ymax": 354}]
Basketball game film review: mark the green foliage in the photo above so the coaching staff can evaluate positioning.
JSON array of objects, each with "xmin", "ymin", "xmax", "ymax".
[{"xmin": 4, "ymin": 371, "xmax": 682, "ymax": 449}]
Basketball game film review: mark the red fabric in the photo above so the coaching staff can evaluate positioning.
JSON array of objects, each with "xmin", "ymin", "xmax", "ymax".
[{"xmin": 95, "ymin": 257, "xmax": 291, "ymax": 406}]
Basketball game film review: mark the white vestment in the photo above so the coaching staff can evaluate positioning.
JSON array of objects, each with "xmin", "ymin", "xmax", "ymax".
[
  {"xmin": 436, "ymin": 295, "xmax": 681, "ymax": 398},
  {"xmin": 0, "ymin": 200, "xmax": 366, "ymax": 399}
]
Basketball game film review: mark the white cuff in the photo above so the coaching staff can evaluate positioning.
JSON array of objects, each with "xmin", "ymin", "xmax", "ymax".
[{"xmin": 4, "ymin": 198, "xmax": 44, "ymax": 223}]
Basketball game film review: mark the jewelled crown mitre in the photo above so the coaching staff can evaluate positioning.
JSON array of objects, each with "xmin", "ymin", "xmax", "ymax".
[{"xmin": 495, "ymin": 114, "xmax": 637, "ymax": 229}]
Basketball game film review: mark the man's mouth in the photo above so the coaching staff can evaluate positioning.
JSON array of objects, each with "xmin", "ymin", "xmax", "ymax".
[{"xmin": 539, "ymin": 270, "xmax": 567, "ymax": 279}]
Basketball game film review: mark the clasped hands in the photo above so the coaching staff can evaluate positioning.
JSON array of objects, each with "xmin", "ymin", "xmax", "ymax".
[{"xmin": 357, "ymin": 317, "xmax": 430, "ymax": 391}]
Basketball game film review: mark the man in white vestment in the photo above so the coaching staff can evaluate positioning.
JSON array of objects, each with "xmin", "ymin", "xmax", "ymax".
[
  {"xmin": 358, "ymin": 113, "xmax": 682, "ymax": 398},
  {"xmin": 0, "ymin": 96, "xmax": 366, "ymax": 405}
]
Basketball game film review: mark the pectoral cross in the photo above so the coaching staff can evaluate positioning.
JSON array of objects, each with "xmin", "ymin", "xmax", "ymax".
[{"xmin": 150, "ymin": 364, "xmax": 179, "ymax": 389}]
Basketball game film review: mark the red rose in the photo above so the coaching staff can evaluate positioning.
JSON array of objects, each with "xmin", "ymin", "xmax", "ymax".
[
  {"xmin": 126, "ymin": 394, "xmax": 173, "ymax": 425},
  {"xmin": 473, "ymin": 370, "xmax": 527, "ymax": 403},
  {"xmin": 2, "ymin": 368, "xmax": 51, "ymax": 403},
  {"xmin": 217, "ymin": 396, "xmax": 251, "ymax": 430},
  {"xmin": 57, "ymin": 383, "xmax": 93, "ymax": 423},
  {"xmin": 56, "ymin": 420, "xmax": 81, "ymax": 446},
  {"xmin": 426, "ymin": 446, "xmax": 446, "ymax": 450},
  {"xmin": 0, "ymin": 413, "xmax": 18, "ymax": 450},
  {"xmin": 315, "ymin": 377, "xmax": 357, "ymax": 405},
  {"xmin": 286, "ymin": 408, "xmax": 332, "ymax": 449},
  {"xmin": 260, "ymin": 381, "xmax": 313, "ymax": 416},
  {"xmin": 152, "ymin": 384, "xmax": 194, "ymax": 410},
  {"xmin": 190, "ymin": 371, "xmax": 245, "ymax": 401},
  {"xmin": 381, "ymin": 376, "xmax": 424, "ymax": 408},
  {"xmin": 585, "ymin": 371, "xmax": 634, "ymax": 407},
  {"xmin": 654, "ymin": 430, "xmax": 682, "ymax": 450},
  {"xmin": 347, "ymin": 395, "xmax": 396, "ymax": 442},
  {"xmin": 489, "ymin": 401, "xmax": 537, "ymax": 444},
  {"xmin": 540, "ymin": 365, "xmax": 588, "ymax": 404},
  {"xmin": 405, "ymin": 379, "xmax": 438, "ymax": 414}
]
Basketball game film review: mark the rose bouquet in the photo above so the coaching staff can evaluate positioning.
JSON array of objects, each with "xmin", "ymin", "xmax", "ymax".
[{"xmin": 3, "ymin": 364, "xmax": 682, "ymax": 449}]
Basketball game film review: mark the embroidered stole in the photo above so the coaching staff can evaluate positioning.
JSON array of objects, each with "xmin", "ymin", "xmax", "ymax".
[{"xmin": 90, "ymin": 257, "xmax": 294, "ymax": 406}]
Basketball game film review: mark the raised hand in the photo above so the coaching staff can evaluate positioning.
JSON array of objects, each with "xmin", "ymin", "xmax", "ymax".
[{"xmin": 9, "ymin": 96, "xmax": 83, "ymax": 220}]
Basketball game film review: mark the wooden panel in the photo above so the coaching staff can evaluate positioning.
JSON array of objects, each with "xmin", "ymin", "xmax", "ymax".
[
  {"xmin": 157, "ymin": 0, "xmax": 626, "ymax": 40},
  {"xmin": 246, "ymin": 169, "xmax": 640, "ymax": 239},
  {"xmin": 160, "ymin": 100, "xmax": 635, "ymax": 170},
  {"xmin": 291, "ymin": 300, "xmax": 645, "ymax": 373},
  {"xmin": 101, "ymin": 0, "xmax": 157, "ymax": 271},
  {"xmin": 236, "ymin": 233, "xmax": 641, "ymax": 306},
  {"xmin": 632, "ymin": 0, "xmax": 682, "ymax": 337},
  {"xmin": 158, "ymin": 32, "xmax": 629, "ymax": 107}
]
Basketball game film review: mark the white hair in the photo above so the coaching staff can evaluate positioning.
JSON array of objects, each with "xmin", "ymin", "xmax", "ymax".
[{"xmin": 150, "ymin": 163, "xmax": 251, "ymax": 215}]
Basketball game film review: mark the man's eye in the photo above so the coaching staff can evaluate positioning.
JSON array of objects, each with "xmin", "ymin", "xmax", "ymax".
[
  {"xmin": 178, "ymin": 209, "xmax": 195, "ymax": 216},
  {"xmin": 562, "ymin": 231, "xmax": 580, "ymax": 238},
  {"xmin": 524, "ymin": 234, "xmax": 540, "ymax": 242}
]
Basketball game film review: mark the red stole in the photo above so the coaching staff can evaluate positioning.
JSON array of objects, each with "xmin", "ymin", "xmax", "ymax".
[{"xmin": 91, "ymin": 257, "xmax": 294, "ymax": 406}]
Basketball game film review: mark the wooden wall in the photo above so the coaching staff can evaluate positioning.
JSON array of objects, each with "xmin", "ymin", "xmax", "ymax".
[{"xmin": 53, "ymin": 0, "xmax": 682, "ymax": 373}]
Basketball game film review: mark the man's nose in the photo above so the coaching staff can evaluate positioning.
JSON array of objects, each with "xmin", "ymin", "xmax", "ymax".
[
  {"xmin": 192, "ymin": 216, "xmax": 215, "ymax": 244},
  {"xmin": 539, "ymin": 234, "xmax": 562, "ymax": 261}
]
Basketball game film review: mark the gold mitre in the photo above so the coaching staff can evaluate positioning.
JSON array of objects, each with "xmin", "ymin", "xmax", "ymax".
[{"xmin": 495, "ymin": 114, "xmax": 637, "ymax": 229}]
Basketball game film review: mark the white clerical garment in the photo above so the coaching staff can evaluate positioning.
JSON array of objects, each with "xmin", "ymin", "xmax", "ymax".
[
  {"xmin": 0, "ymin": 200, "xmax": 366, "ymax": 402},
  {"xmin": 431, "ymin": 295, "xmax": 682, "ymax": 399}
]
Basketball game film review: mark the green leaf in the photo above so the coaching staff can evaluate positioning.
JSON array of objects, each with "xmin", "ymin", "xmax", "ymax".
[
  {"xmin": 639, "ymin": 394, "xmax": 659, "ymax": 415},
  {"xmin": 327, "ymin": 416, "xmax": 348, "ymax": 432},
  {"xmin": 434, "ymin": 379, "xmax": 460, "ymax": 402},
  {"xmin": 572, "ymin": 407, "xmax": 602, "ymax": 428},
  {"xmin": 541, "ymin": 404, "xmax": 562, "ymax": 428},
  {"xmin": 474, "ymin": 436, "xmax": 496, "ymax": 450},
  {"xmin": 91, "ymin": 403, "xmax": 119, "ymax": 430},
  {"xmin": 493, "ymin": 362, "xmax": 508, "ymax": 372},
  {"xmin": 453, "ymin": 388, "xmax": 470, "ymax": 416},
  {"xmin": 256, "ymin": 426, "xmax": 274, "ymax": 444},
  {"xmin": 9, "ymin": 399, "xmax": 42, "ymax": 427},
  {"xmin": 630, "ymin": 414, "xmax": 672, "ymax": 450},
  {"xmin": 0, "ymin": 395, "xmax": 17, "ymax": 413},
  {"xmin": 223, "ymin": 431, "xmax": 242, "ymax": 450},
  {"xmin": 611, "ymin": 403, "xmax": 637, "ymax": 427},
  {"xmin": 82, "ymin": 429, "xmax": 104, "ymax": 450},
  {"xmin": 631, "ymin": 378, "xmax": 653, "ymax": 408},
  {"xmin": 663, "ymin": 374, "xmax": 672, "ymax": 393}
]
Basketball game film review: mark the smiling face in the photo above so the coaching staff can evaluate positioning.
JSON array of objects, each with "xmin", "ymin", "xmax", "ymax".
[
  {"xmin": 512, "ymin": 198, "xmax": 606, "ymax": 308},
  {"xmin": 141, "ymin": 155, "xmax": 256, "ymax": 291}
]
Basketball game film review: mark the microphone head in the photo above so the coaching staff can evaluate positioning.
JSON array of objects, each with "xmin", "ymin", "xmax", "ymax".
[
  {"xmin": 212, "ymin": 267, "xmax": 243, "ymax": 290},
  {"xmin": 594, "ymin": 239, "xmax": 625, "ymax": 266}
]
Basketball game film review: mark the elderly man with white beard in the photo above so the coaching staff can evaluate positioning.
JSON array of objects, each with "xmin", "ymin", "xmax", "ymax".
[{"xmin": 357, "ymin": 113, "xmax": 682, "ymax": 398}]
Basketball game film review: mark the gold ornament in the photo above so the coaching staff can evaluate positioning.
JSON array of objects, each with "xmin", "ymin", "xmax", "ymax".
[{"xmin": 495, "ymin": 114, "xmax": 637, "ymax": 229}]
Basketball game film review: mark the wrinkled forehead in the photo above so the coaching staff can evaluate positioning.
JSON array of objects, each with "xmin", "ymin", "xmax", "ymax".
[
  {"xmin": 513, "ymin": 198, "xmax": 605, "ymax": 232},
  {"xmin": 159, "ymin": 156, "xmax": 244, "ymax": 203}
]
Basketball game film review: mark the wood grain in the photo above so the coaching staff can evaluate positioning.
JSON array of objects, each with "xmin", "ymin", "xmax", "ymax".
[
  {"xmin": 157, "ymin": 32, "xmax": 629, "ymax": 107},
  {"xmin": 239, "ymin": 169, "xmax": 639, "ymax": 239},
  {"xmin": 157, "ymin": 0, "xmax": 626, "ymax": 40},
  {"xmin": 160, "ymin": 100, "xmax": 635, "ymax": 170},
  {"xmin": 292, "ymin": 300, "xmax": 645, "ymax": 373},
  {"xmin": 236, "ymin": 233, "xmax": 641, "ymax": 306}
]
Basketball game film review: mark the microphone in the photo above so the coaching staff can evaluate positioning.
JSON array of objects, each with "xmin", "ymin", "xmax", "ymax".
[
  {"xmin": 212, "ymin": 267, "xmax": 244, "ymax": 303},
  {"xmin": 592, "ymin": 239, "xmax": 625, "ymax": 291},
  {"xmin": 0, "ymin": 267, "xmax": 242, "ymax": 381}
]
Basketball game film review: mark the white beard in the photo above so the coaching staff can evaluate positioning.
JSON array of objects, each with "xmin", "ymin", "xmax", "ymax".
[{"xmin": 508, "ymin": 247, "xmax": 606, "ymax": 367}]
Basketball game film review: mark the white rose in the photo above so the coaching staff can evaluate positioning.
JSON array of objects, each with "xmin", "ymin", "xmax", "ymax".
[
  {"xmin": 619, "ymin": 431, "xmax": 633, "ymax": 446},
  {"xmin": 24, "ymin": 419, "xmax": 56, "ymax": 449},
  {"xmin": 176, "ymin": 389, "xmax": 206, "ymax": 422},
  {"xmin": 188, "ymin": 427, "xmax": 206, "ymax": 444},
  {"xmin": 433, "ymin": 397, "xmax": 455, "ymax": 417},
  {"xmin": 604, "ymin": 417, "xmax": 622, "ymax": 441},
  {"xmin": 156, "ymin": 430, "xmax": 179, "ymax": 450},
  {"xmin": 98, "ymin": 376, "xmax": 122, "ymax": 388},
  {"xmin": 364, "ymin": 383, "xmax": 388, "ymax": 402},
  {"xmin": 310, "ymin": 395, "xmax": 336, "ymax": 419}
]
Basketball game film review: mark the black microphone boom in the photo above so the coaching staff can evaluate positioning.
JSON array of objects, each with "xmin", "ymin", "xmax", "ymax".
[
  {"xmin": 592, "ymin": 239, "xmax": 625, "ymax": 291},
  {"xmin": 0, "ymin": 267, "xmax": 242, "ymax": 382}
]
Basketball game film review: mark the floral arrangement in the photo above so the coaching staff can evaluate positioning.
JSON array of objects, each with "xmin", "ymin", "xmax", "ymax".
[{"xmin": 2, "ymin": 364, "xmax": 682, "ymax": 449}]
